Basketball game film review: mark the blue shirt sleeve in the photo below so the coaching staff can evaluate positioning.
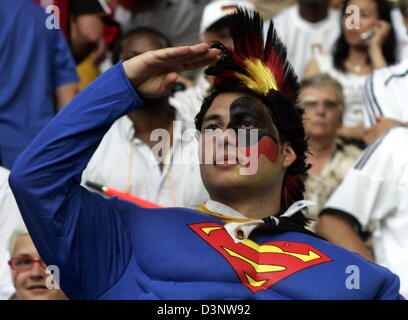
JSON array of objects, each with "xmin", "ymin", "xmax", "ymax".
[
  {"xmin": 9, "ymin": 63, "xmax": 143, "ymax": 299},
  {"xmin": 51, "ymin": 26, "xmax": 79, "ymax": 88}
]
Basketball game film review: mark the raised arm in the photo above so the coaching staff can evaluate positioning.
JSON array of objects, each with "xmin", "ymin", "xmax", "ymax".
[{"xmin": 9, "ymin": 44, "xmax": 219, "ymax": 299}]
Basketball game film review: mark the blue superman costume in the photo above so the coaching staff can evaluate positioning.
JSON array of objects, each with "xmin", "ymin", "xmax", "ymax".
[{"xmin": 9, "ymin": 62, "xmax": 404, "ymax": 300}]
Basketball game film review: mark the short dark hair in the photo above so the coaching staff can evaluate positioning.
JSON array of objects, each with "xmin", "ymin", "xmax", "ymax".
[
  {"xmin": 111, "ymin": 27, "xmax": 172, "ymax": 64},
  {"xmin": 333, "ymin": 0, "xmax": 397, "ymax": 72}
]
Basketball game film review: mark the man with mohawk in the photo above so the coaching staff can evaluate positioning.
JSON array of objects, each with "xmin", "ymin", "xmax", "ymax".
[{"xmin": 10, "ymin": 10, "xmax": 404, "ymax": 299}]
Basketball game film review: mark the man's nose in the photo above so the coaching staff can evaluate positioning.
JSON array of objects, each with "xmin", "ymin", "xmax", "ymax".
[{"xmin": 217, "ymin": 128, "xmax": 237, "ymax": 147}]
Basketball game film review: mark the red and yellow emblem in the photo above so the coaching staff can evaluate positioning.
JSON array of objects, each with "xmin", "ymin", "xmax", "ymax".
[{"xmin": 189, "ymin": 222, "xmax": 332, "ymax": 293}]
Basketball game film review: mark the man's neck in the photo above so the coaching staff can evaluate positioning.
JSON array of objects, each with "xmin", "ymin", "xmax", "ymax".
[
  {"xmin": 210, "ymin": 186, "xmax": 282, "ymax": 220},
  {"xmin": 127, "ymin": 98, "xmax": 174, "ymax": 135},
  {"xmin": 299, "ymin": 2, "xmax": 329, "ymax": 23}
]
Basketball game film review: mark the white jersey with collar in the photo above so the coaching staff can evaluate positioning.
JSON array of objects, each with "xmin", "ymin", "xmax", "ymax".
[
  {"xmin": 363, "ymin": 58, "xmax": 408, "ymax": 127},
  {"xmin": 322, "ymin": 126, "xmax": 408, "ymax": 298}
]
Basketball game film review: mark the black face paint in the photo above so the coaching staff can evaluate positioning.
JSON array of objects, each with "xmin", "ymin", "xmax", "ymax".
[{"xmin": 227, "ymin": 96, "xmax": 279, "ymax": 146}]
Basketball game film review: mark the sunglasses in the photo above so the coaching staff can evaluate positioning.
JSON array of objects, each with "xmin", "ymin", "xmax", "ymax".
[{"xmin": 8, "ymin": 257, "xmax": 47, "ymax": 272}]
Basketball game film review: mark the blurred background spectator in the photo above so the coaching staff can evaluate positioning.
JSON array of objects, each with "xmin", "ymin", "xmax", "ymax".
[
  {"xmin": 32, "ymin": 0, "xmax": 120, "ymax": 89},
  {"xmin": 0, "ymin": 0, "xmax": 79, "ymax": 169},
  {"xmin": 304, "ymin": 0, "xmax": 397, "ymax": 143},
  {"xmin": 317, "ymin": 1, "xmax": 408, "ymax": 297},
  {"xmin": 0, "ymin": 167, "xmax": 23, "ymax": 300},
  {"xmin": 270, "ymin": 0, "xmax": 341, "ymax": 78},
  {"xmin": 300, "ymin": 74, "xmax": 362, "ymax": 231},
  {"xmin": 7, "ymin": 223, "xmax": 67, "ymax": 300}
]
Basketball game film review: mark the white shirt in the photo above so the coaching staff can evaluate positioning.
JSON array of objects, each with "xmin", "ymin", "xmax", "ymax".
[
  {"xmin": 82, "ymin": 107, "xmax": 209, "ymax": 209},
  {"xmin": 323, "ymin": 126, "xmax": 408, "ymax": 298},
  {"xmin": 205, "ymin": 199, "xmax": 315, "ymax": 243},
  {"xmin": 270, "ymin": 5, "xmax": 341, "ymax": 77},
  {"xmin": 363, "ymin": 58, "xmax": 408, "ymax": 127},
  {"xmin": 315, "ymin": 54, "xmax": 367, "ymax": 127},
  {"xmin": 0, "ymin": 167, "xmax": 23, "ymax": 300}
]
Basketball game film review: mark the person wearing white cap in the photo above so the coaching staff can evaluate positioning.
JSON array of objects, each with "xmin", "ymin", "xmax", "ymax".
[{"xmin": 171, "ymin": 0, "xmax": 256, "ymax": 116}]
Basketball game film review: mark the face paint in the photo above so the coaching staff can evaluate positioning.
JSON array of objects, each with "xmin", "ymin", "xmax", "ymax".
[{"xmin": 225, "ymin": 96, "xmax": 284, "ymax": 182}]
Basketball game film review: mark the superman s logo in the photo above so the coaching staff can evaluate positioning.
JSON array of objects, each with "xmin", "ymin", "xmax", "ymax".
[{"xmin": 189, "ymin": 222, "xmax": 332, "ymax": 293}]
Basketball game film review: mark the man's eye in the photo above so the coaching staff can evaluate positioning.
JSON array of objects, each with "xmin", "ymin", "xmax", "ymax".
[
  {"xmin": 240, "ymin": 121, "xmax": 255, "ymax": 129},
  {"xmin": 204, "ymin": 124, "xmax": 220, "ymax": 130}
]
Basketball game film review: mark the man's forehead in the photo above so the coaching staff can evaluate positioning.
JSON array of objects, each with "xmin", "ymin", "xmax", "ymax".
[{"xmin": 207, "ymin": 93, "xmax": 269, "ymax": 115}]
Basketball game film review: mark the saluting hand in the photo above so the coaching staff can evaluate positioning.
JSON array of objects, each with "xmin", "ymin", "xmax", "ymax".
[{"xmin": 122, "ymin": 43, "xmax": 220, "ymax": 99}]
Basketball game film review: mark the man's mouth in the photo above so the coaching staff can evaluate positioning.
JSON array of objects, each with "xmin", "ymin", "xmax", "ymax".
[
  {"xmin": 214, "ymin": 152, "xmax": 239, "ymax": 166},
  {"xmin": 27, "ymin": 285, "xmax": 48, "ymax": 293}
]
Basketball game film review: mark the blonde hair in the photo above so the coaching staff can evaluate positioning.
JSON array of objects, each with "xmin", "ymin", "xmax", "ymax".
[{"xmin": 8, "ymin": 223, "xmax": 29, "ymax": 256}]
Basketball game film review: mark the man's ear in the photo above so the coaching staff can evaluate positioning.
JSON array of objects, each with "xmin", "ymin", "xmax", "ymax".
[{"xmin": 282, "ymin": 142, "xmax": 297, "ymax": 169}]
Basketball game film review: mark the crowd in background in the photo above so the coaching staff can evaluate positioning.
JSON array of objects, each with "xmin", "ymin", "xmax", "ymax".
[{"xmin": 1, "ymin": 0, "xmax": 408, "ymax": 300}]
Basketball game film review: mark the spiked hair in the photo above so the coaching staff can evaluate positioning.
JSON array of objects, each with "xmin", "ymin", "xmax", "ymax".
[{"xmin": 195, "ymin": 9, "xmax": 310, "ymax": 213}]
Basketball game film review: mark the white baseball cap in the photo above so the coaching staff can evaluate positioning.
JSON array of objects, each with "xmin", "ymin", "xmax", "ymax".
[{"xmin": 199, "ymin": 0, "xmax": 256, "ymax": 38}]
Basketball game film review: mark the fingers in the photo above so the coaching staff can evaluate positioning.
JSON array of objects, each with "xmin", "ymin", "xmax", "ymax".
[
  {"xmin": 153, "ymin": 43, "xmax": 213, "ymax": 63},
  {"xmin": 180, "ymin": 50, "xmax": 220, "ymax": 70},
  {"xmin": 162, "ymin": 72, "xmax": 179, "ymax": 93}
]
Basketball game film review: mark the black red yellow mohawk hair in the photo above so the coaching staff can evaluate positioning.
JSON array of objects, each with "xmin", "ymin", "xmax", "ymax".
[{"xmin": 206, "ymin": 9, "xmax": 299, "ymax": 102}]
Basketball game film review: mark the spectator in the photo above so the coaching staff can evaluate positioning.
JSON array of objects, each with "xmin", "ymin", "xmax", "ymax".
[
  {"xmin": 299, "ymin": 74, "xmax": 362, "ymax": 231},
  {"xmin": 270, "ymin": 0, "xmax": 341, "ymax": 78},
  {"xmin": 316, "ymin": 0, "xmax": 408, "ymax": 298},
  {"xmin": 171, "ymin": 0, "xmax": 256, "ymax": 117},
  {"xmin": 9, "ymin": 11, "xmax": 404, "ymax": 300},
  {"xmin": 7, "ymin": 223, "xmax": 67, "ymax": 300},
  {"xmin": 317, "ymin": 126, "xmax": 408, "ymax": 298},
  {"xmin": 304, "ymin": 0, "xmax": 397, "ymax": 141},
  {"xmin": 0, "ymin": 167, "xmax": 23, "ymax": 300},
  {"xmin": 33, "ymin": 0, "xmax": 111, "ymax": 64},
  {"xmin": 82, "ymin": 27, "xmax": 209, "ymax": 208},
  {"xmin": 0, "ymin": 0, "xmax": 79, "ymax": 169},
  {"xmin": 362, "ymin": 0, "xmax": 408, "ymax": 145}
]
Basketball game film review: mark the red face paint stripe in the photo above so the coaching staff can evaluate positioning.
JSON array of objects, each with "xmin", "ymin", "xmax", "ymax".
[{"xmin": 239, "ymin": 136, "xmax": 280, "ymax": 167}]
